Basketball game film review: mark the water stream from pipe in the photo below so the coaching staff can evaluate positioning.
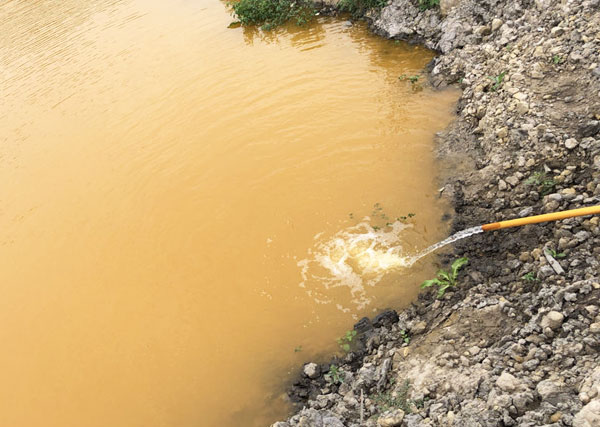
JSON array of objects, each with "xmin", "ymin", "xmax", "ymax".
[{"xmin": 299, "ymin": 224, "xmax": 484, "ymax": 311}]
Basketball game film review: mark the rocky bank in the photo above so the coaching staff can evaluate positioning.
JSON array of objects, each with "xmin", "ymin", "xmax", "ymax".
[{"xmin": 274, "ymin": 0, "xmax": 600, "ymax": 426}]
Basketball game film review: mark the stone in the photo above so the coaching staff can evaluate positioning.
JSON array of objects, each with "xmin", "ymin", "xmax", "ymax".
[
  {"xmin": 497, "ymin": 372, "xmax": 522, "ymax": 392},
  {"xmin": 515, "ymin": 101, "xmax": 529, "ymax": 114},
  {"xmin": 373, "ymin": 310, "xmax": 399, "ymax": 328},
  {"xmin": 354, "ymin": 317, "xmax": 373, "ymax": 333},
  {"xmin": 536, "ymin": 379, "xmax": 563, "ymax": 400},
  {"xmin": 377, "ymin": 409, "xmax": 405, "ymax": 427},
  {"xmin": 590, "ymin": 323, "xmax": 600, "ymax": 334},
  {"xmin": 579, "ymin": 120, "xmax": 600, "ymax": 137},
  {"xmin": 304, "ymin": 363, "xmax": 321, "ymax": 379},
  {"xmin": 410, "ymin": 321, "xmax": 427, "ymax": 335},
  {"xmin": 565, "ymin": 138, "xmax": 579, "ymax": 149},
  {"xmin": 573, "ymin": 399, "xmax": 600, "ymax": 427},
  {"xmin": 540, "ymin": 311, "xmax": 564, "ymax": 330},
  {"xmin": 439, "ymin": 0, "xmax": 461, "ymax": 16},
  {"xmin": 492, "ymin": 18, "xmax": 503, "ymax": 32},
  {"xmin": 551, "ymin": 26, "xmax": 565, "ymax": 37}
]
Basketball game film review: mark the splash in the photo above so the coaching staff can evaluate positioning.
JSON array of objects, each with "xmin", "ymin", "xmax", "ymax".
[
  {"xmin": 298, "ymin": 220, "xmax": 413, "ymax": 310},
  {"xmin": 298, "ymin": 223, "xmax": 483, "ymax": 310}
]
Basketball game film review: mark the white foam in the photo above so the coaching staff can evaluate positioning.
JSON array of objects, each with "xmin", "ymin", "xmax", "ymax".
[{"xmin": 298, "ymin": 219, "xmax": 413, "ymax": 310}]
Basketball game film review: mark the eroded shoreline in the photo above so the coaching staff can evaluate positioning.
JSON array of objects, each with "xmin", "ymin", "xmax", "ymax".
[{"xmin": 274, "ymin": 0, "xmax": 600, "ymax": 425}]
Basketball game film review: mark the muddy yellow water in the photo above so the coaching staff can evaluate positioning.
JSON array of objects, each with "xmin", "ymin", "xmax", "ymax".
[{"xmin": 0, "ymin": 1, "xmax": 458, "ymax": 426}]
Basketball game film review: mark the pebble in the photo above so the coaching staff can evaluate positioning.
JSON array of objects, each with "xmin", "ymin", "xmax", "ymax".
[
  {"xmin": 540, "ymin": 311, "xmax": 565, "ymax": 330},
  {"xmin": 565, "ymin": 138, "xmax": 579, "ymax": 149}
]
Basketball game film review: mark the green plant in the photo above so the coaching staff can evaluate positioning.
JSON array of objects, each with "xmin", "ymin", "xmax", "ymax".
[
  {"xmin": 488, "ymin": 71, "xmax": 506, "ymax": 91},
  {"xmin": 399, "ymin": 74, "xmax": 421, "ymax": 84},
  {"xmin": 325, "ymin": 364, "xmax": 344, "ymax": 385},
  {"xmin": 522, "ymin": 271, "xmax": 538, "ymax": 282},
  {"xmin": 338, "ymin": 0, "xmax": 387, "ymax": 17},
  {"xmin": 400, "ymin": 329, "xmax": 410, "ymax": 344},
  {"xmin": 231, "ymin": 0, "xmax": 315, "ymax": 30},
  {"xmin": 418, "ymin": 0, "xmax": 440, "ymax": 11},
  {"xmin": 548, "ymin": 248, "xmax": 566, "ymax": 259},
  {"xmin": 337, "ymin": 330, "xmax": 357, "ymax": 352},
  {"xmin": 552, "ymin": 54, "xmax": 563, "ymax": 64},
  {"xmin": 373, "ymin": 379, "xmax": 412, "ymax": 412},
  {"xmin": 420, "ymin": 257, "xmax": 468, "ymax": 298},
  {"xmin": 525, "ymin": 171, "xmax": 556, "ymax": 196}
]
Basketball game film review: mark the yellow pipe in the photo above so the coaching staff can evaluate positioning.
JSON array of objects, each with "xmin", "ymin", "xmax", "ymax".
[{"xmin": 482, "ymin": 205, "xmax": 600, "ymax": 231}]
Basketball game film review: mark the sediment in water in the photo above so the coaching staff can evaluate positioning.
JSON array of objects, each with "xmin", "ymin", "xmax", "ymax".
[{"xmin": 274, "ymin": 1, "xmax": 600, "ymax": 426}]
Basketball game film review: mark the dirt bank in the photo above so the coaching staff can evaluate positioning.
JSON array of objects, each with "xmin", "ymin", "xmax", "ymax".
[{"xmin": 273, "ymin": 0, "xmax": 600, "ymax": 426}]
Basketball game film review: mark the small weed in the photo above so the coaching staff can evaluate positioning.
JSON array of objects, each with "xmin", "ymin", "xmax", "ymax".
[
  {"xmin": 231, "ymin": 0, "xmax": 315, "ymax": 30},
  {"xmin": 418, "ymin": 0, "xmax": 440, "ymax": 11},
  {"xmin": 488, "ymin": 71, "xmax": 506, "ymax": 91},
  {"xmin": 420, "ymin": 257, "xmax": 468, "ymax": 298},
  {"xmin": 548, "ymin": 248, "xmax": 566, "ymax": 259},
  {"xmin": 552, "ymin": 54, "xmax": 563, "ymax": 64},
  {"xmin": 325, "ymin": 364, "xmax": 344, "ymax": 385},
  {"xmin": 505, "ymin": 44, "xmax": 512, "ymax": 51},
  {"xmin": 372, "ymin": 379, "xmax": 412, "ymax": 413},
  {"xmin": 525, "ymin": 171, "xmax": 555, "ymax": 196},
  {"xmin": 399, "ymin": 74, "xmax": 421, "ymax": 84},
  {"xmin": 338, "ymin": 0, "xmax": 386, "ymax": 17},
  {"xmin": 522, "ymin": 272, "xmax": 538, "ymax": 282},
  {"xmin": 337, "ymin": 330, "xmax": 357, "ymax": 352},
  {"xmin": 400, "ymin": 329, "xmax": 410, "ymax": 345},
  {"xmin": 294, "ymin": 345, "xmax": 302, "ymax": 352}
]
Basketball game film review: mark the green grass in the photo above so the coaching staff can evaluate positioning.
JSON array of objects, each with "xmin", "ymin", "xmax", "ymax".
[
  {"xmin": 421, "ymin": 257, "xmax": 468, "ymax": 298},
  {"xmin": 525, "ymin": 171, "xmax": 556, "ymax": 196},
  {"xmin": 325, "ymin": 364, "xmax": 343, "ymax": 385},
  {"xmin": 338, "ymin": 0, "xmax": 387, "ymax": 17},
  {"xmin": 418, "ymin": 0, "xmax": 439, "ymax": 11},
  {"xmin": 488, "ymin": 71, "xmax": 506, "ymax": 91},
  {"xmin": 399, "ymin": 74, "xmax": 421, "ymax": 84},
  {"xmin": 231, "ymin": 0, "xmax": 315, "ymax": 30},
  {"xmin": 337, "ymin": 330, "xmax": 357, "ymax": 352},
  {"xmin": 372, "ymin": 379, "xmax": 412, "ymax": 413}
]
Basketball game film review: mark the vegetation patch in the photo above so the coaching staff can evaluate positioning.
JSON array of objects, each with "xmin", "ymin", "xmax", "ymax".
[
  {"xmin": 231, "ymin": 0, "xmax": 315, "ymax": 30},
  {"xmin": 417, "ymin": 0, "xmax": 439, "ymax": 11},
  {"xmin": 421, "ymin": 257, "xmax": 468, "ymax": 298},
  {"xmin": 338, "ymin": 0, "xmax": 387, "ymax": 17}
]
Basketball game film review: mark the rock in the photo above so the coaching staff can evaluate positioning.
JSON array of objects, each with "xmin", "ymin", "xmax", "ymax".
[
  {"xmin": 409, "ymin": 321, "xmax": 427, "ymax": 335},
  {"xmin": 590, "ymin": 323, "xmax": 600, "ymax": 334},
  {"xmin": 515, "ymin": 101, "xmax": 529, "ymax": 114},
  {"xmin": 573, "ymin": 399, "xmax": 600, "ymax": 427},
  {"xmin": 377, "ymin": 409, "xmax": 405, "ymax": 427},
  {"xmin": 497, "ymin": 372, "xmax": 522, "ymax": 392},
  {"xmin": 491, "ymin": 18, "xmax": 503, "ymax": 32},
  {"xmin": 565, "ymin": 138, "xmax": 580, "ymax": 149},
  {"xmin": 579, "ymin": 121, "xmax": 600, "ymax": 137},
  {"xmin": 439, "ymin": 0, "xmax": 461, "ymax": 16},
  {"xmin": 373, "ymin": 310, "xmax": 399, "ymax": 328},
  {"xmin": 304, "ymin": 363, "xmax": 321, "ymax": 379},
  {"xmin": 551, "ymin": 26, "xmax": 565, "ymax": 37},
  {"xmin": 536, "ymin": 379, "xmax": 564, "ymax": 401},
  {"xmin": 540, "ymin": 311, "xmax": 565, "ymax": 330},
  {"xmin": 354, "ymin": 317, "xmax": 373, "ymax": 333}
]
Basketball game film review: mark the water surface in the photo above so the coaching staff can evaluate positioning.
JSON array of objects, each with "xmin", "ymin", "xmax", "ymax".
[{"xmin": 0, "ymin": 1, "xmax": 458, "ymax": 426}]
